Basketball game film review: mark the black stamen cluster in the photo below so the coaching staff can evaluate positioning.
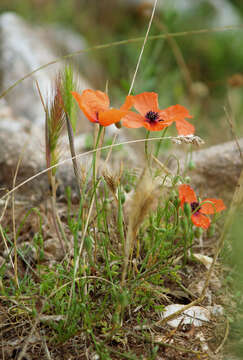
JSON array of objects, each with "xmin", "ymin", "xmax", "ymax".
[
  {"xmin": 191, "ymin": 201, "xmax": 200, "ymax": 213},
  {"xmin": 145, "ymin": 111, "xmax": 159, "ymax": 123}
]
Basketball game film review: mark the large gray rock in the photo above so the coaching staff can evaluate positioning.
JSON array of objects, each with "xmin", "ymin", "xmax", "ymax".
[
  {"xmin": 38, "ymin": 25, "xmax": 104, "ymax": 88},
  {"xmin": 0, "ymin": 99, "xmax": 138, "ymax": 201},
  {"xmin": 0, "ymin": 12, "xmax": 90, "ymax": 125}
]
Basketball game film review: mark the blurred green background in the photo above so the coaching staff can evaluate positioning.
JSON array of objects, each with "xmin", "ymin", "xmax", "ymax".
[{"xmin": 1, "ymin": 0, "xmax": 243, "ymax": 144}]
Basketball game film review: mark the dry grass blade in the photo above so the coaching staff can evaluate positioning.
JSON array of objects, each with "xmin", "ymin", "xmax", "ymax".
[
  {"xmin": 154, "ymin": 16, "xmax": 193, "ymax": 98},
  {"xmin": 0, "ymin": 192, "xmax": 10, "ymax": 223},
  {"xmin": 215, "ymin": 318, "xmax": 229, "ymax": 354},
  {"xmin": 17, "ymin": 301, "xmax": 46, "ymax": 360},
  {"xmin": 152, "ymin": 154, "xmax": 172, "ymax": 175},
  {"xmin": 128, "ymin": 0, "xmax": 158, "ymax": 95},
  {"xmin": 0, "ymin": 134, "xmax": 204, "ymax": 202},
  {"xmin": 41, "ymin": 335, "xmax": 52, "ymax": 360},
  {"xmin": 0, "ymin": 25, "xmax": 242, "ymax": 100},
  {"xmin": 11, "ymin": 145, "xmax": 27, "ymax": 289}
]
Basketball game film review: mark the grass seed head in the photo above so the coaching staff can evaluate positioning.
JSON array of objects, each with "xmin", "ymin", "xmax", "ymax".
[
  {"xmin": 171, "ymin": 135, "xmax": 204, "ymax": 146},
  {"xmin": 45, "ymin": 74, "xmax": 65, "ymax": 177},
  {"xmin": 126, "ymin": 168, "xmax": 160, "ymax": 235}
]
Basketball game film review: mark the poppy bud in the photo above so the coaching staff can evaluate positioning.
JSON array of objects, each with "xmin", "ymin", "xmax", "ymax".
[
  {"xmin": 124, "ymin": 184, "xmax": 131, "ymax": 193},
  {"xmin": 173, "ymin": 175, "xmax": 181, "ymax": 185},
  {"xmin": 188, "ymin": 160, "xmax": 196, "ymax": 170},
  {"xmin": 184, "ymin": 202, "xmax": 191, "ymax": 217},
  {"xmin": 185, "ymin": 176, "xmax": 191, "ymax": 184}
]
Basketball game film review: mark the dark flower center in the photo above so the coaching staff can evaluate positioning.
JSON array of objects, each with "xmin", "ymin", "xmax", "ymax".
[
  {"xmin": 191, "ymin": 201, "xmax": 201, "ymax": 213},
  {"xmin": 145, "ymin": 111, "xmax": 159, "ymax": 123}
]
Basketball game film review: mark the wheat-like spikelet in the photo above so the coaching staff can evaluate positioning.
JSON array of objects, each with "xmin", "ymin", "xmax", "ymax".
[
  {"xmin": 121, "ymin": 169, "xmax": 160, "ymax": 285},
  {"xmin": 45, "ymin": 74, "xmax": 65, "ymax": 180},
  {"xmin": 171, "ymin": 134, "xmax": 204, "ymax": 146}
]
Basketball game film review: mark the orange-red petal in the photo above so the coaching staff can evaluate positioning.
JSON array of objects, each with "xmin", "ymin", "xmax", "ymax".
[
  {"xmin": 122, "ymin": 112, "xmax": 144, "ymax": 128},
  {"xmin": 179, "ymin": 184, "xmax": 197, "ymax": 208},
  {"xmin": 200, "ymin": 198, "xmax": 226, "ymax": 215},
  {"xmin": 191, "ymin": 213, "xmax": 210, "ymax": 229},
  {"xmin": 175, "ymin": 118, "xmax": 195, "ymax": 135},
  {"xmin": 132, "ymin": 92, "xmax": 159, "ymax": 115},
  {"xmin": 143, "ymin": 121, "xmax": 169, "ymax": 132},
  {"xmin": 120, "ymin": 95, "xmax": 134, "ymax": 111},
  {"xmin": 72, "ymin": 89, "xmax": 109, "ymax": 123},
  {"xmin": 158, "ymin": 104, "xmax": 192, "ymax": 123},
  {"xmin": 99, "ymin": 109, "xmax": 128, "ymax": 127}
]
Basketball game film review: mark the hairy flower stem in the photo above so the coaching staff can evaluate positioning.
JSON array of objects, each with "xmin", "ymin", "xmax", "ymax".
[
  {"xmin": 154, "ymin": 127, "xmax": 168, "ymax": 158},
  {"xmin": 93, "ymin": 125, "xmax": 104, "ymax": 184},
  {"xmin": 93, "ymin": 125, "xmax": 104, "ymax": 226},
  {"xmin": 145, "ymin": 130, "xmax": 151, "ymax": 166}
]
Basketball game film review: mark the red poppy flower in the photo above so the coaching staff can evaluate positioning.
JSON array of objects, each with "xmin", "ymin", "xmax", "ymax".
[
  {"xmin": 179, "ymin": 184, "xmax": 226, "ymax": 229},
  {"xmin": 71, "ymin": 89, "xmax": 132, "ymax": 127},
  {"xmin": 122, "ymin": 92, "xmax": 194, "ymax": 134}
]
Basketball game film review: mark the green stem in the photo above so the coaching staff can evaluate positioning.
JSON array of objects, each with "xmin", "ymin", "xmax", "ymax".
[
  {"xmin": 154, "ymin": 127, "xmax": 168, "ymax": 158},
  {"xmin": 118, "ymin": 186, "xmax": 125, "ymax": 249},
  {"xmin": 145, "ymin": 130, "xmax": 150, "ymax": 164},
  {"xmin": 93, "ymin": 125, "xmax": 104, "ymax": 230},
  {"xmin": 93, "ymin": 125, "xmax": 103, "ymax": 188}
]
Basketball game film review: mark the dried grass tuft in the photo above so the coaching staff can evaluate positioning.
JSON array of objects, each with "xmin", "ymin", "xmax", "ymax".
[{"xmin": 121, "ymin": 169, "xmax": 160, "ymax": 285}]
